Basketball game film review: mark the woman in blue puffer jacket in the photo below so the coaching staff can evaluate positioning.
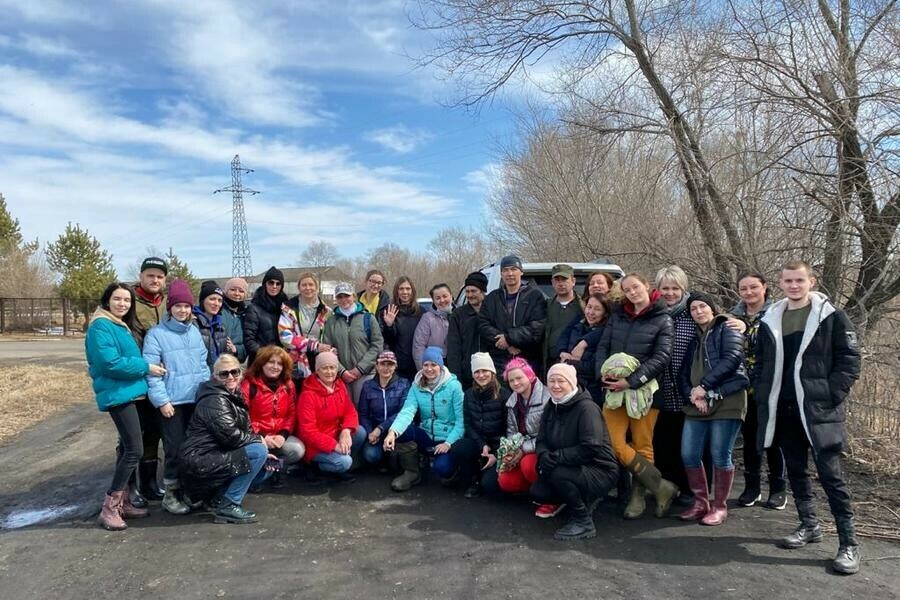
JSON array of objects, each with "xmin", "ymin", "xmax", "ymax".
[
  {"xmin": 358, "ymin": 351, "xmax": 411, "ymax": 466},
  {"xmin": 142, "ymin": 279, "xmax": 210, "ymax": 515}
]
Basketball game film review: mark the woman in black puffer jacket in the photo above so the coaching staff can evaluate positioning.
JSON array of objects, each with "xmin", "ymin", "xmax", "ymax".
[
  {"xmin": 593, "ymin": 272, "xmax": 676, "ymax": 520},
  {"xmin": 380, "ymin": 276, "xmax": 423, "ymax": 381},
  {"xmin": 676, "ymin": 292, "xmax": 749, "ymax": 527},
  {"xmin": 243, "ymin": 267, "xmax": 288, "ymax": 365}
]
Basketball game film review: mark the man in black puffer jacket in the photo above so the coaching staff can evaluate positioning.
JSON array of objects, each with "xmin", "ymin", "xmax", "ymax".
[
  {"xmin": 479, "ymin": 256, "xmax": 547, "ymax": 374},
  {"xmin": 243, "ymin": 266, "xmax": 288, "ymax": 365},
  {"xmin": 753, "ymin": 261, "xmax": 861, "ymax": 575}
]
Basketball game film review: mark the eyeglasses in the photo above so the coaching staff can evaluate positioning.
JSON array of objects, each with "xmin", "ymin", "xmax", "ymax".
[
  {"xmin": 367, "ymin": 279, "xmax": 384, "ymax": 286},
  {"xmin": 216, "ymin": 368, "xmax": 242, "ymax": 379},
  {"xmin": 266, "ymin": 280, "xmax": 283, "ymax": 287}
]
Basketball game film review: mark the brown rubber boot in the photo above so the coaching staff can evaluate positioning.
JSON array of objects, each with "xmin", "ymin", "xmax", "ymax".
[
  {"xmin": 98, "ymin": 491, "xmax": 127, "ymax": 531},
  {"xmin": 680, "ymin": 467, "xmax": 710, "ymax": 521}
]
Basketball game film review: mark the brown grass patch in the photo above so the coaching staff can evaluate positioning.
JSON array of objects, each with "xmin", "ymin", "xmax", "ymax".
[{"xmin": 0, "ymin": 365, "xmax": 92, "ymax": 444}]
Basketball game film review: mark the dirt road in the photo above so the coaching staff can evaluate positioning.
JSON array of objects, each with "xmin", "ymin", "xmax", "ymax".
[
  {"xmin": 0, "ymin": 337, "xmax": 86, "ymax": 368},
  {"xmin": 1, "ymin": 402, "xmax": 897, "ymax": 599}
]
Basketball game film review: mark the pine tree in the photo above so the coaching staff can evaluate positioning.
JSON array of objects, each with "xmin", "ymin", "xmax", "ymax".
[
  {"xmin": 46, "ymin": 222, "xmax": 116, "ymax": 318},
  {"xmin": 165, "ymin": 247, "xmax": 199, "ymax": 294}
]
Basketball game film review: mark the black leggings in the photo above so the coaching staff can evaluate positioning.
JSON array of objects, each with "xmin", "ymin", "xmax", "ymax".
[
  {"xmin": 137, "ymin": 398, "xmax": 163, "ymax": 460},
  {"xmin": 742, "ymin": 392, "xmax": 786, "ymax": 489},
  {"xmin": 108, "ymin": 402, "xmax": 143, "ymax": 493},
  {"xmin": 530, "ymin": 464, "xmax": 618, "ymax": 512},
  {"xmin": 160, "ymin": 404, "xmax": 195, "ymax": 484}
]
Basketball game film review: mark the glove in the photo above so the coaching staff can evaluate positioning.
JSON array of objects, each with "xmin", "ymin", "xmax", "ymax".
[{"xmin": 538, "ymin": 451, "xmax": 559, "ymax": 474}]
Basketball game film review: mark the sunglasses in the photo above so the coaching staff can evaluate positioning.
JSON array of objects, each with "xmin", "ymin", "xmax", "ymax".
[
  {"xmin": 266, "ymin": 280, "xmax": 283, "ymax": 287},
  {"xmin": 216, "ymin": 368, "xmax": 242, "ymax": 379}
]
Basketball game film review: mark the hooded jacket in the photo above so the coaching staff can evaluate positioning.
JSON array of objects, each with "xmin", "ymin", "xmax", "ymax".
[
  {"xmin": 220, "ymin": 299, "xmax": 247, "ymax": 362},
  {"xmin": 555, "ymin": 317, "xmax": 605, "ymax": 400},
  {"xmin": 243, "ymin": 286, "xmax": 288, "ymax": 365},
  {"xmin": 321, "ymin": 301, "xmax": 384, "ymax": 375},
  {"xmin": 85, "ymin": 308, "xmax": 150, "ymax": 411},
  {"xmin": 380, "ymin": 303, "xmax": 422, "ymax": 378},
  {"xmin": 463, "ymin": 383, "xmax": 510, "ymax": 450},
  {"xmin": 142, "ymin": 314, "xmax": 210, "ymax": 408},
  {"xmin": 412, "ymin": 308, "xmax": 450, "ymax": 370},
  {"xmin": 505, "ymin": 379, "xmax": 551, "ymax": 454},
  {"xmin": 192, "ymin": 307, "xmax": 229, "ymax": 368},
  {"xmin": 479, "ymin": 282, "xmax": 548, "ymax": 372},
  {"xmin": 241, "ymin": 373, "xmax": 297, "ymax": 438},
  {"xmin": 297, "ymin": 374, "xmax": 360, "ymax": 461},
  {"xmin": 390, "ymin": 367, "xmax": 465, "ymax": 445},
  {"xmin": 178, "ymin": 380, "xmax": 257, "ymax": 500},
  {"xmin": 357, "ymin": 374, "xmax": 411, "ymax": 434},
  {"xmin": 446, "ymin": 303, "xmax": 482, "ymax": 389},
  {"xmin": 132, "ymin": 285, "xmax": 166, "ymax": 347},
  {"xmin": 753, "ymin": 292, "xmax": 860, "ymax": 453},
  {"xmin": 593, "ymin": 292, "xmax": 674, "ymax": 409},
  {"xmin": 536, "ymin": 388, "xmax": 619, "ymax": 477}
]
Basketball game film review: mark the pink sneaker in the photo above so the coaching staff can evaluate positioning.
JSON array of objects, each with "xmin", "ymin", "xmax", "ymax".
[{"xmin": 534, "ymin": 503, "xmax": 566, "ymax": 518}]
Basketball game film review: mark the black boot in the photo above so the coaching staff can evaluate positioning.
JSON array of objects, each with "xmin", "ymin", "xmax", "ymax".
[
  {"xmin": 139, "ymin": 459, "xmax": 165, "ymax": 501},
  {"xmin": 127, "ymin": 470, "xmax": 148, "ymax": 509},
  {"xmin": 833, "ymin": 517, "xmax": 861, "ymax": 575},
  {"xmin": 738, "ymin": 471, "xmax": 761, "ymax": 506},
  {"xmin": 553, "ymin": 505, "xmax": 596, "ymax": 541}
]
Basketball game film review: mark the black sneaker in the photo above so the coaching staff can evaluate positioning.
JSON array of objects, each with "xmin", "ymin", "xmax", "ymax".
[
  {"xmin": 464, "ymin": 482, "xmax": 482, "ymax": 499},
  {"xmin": 213, "ymin": 501, "xmax": 258, "ymax": 524},
  {"xmin": 763, "ymin": 490, "xmax": 788, "ymax": 510},
  {"xmin": 780, "ymin": 523, "xmax": 823, "ymax": 549},
  {"xmin": 738, "ymin": 487, "xmax": 762, "ymax": 507}
]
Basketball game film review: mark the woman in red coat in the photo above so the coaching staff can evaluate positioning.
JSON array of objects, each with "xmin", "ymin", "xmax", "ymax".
[
  {"xmin": 297, "ymin": 352, "xmax": 366, "ymax": 479},
  {"xmin": 241, "ymin": 346, "xmax": 305, "ymax": 480}
]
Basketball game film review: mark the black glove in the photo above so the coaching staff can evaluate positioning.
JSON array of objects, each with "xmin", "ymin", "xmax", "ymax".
[{"xmin": 538, "ymin": 451, "xmax": 559, "ymax": 474}]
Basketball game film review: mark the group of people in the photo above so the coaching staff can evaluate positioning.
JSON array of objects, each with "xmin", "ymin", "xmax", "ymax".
[{"xmin": 84, "ymin": 254, "xmax": 863, "ymax": 575}]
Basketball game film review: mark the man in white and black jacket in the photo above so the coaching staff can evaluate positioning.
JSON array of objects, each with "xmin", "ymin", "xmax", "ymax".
[{"xmin": 753, "ymin": 260, "xmax": 861, "ymax": 575}]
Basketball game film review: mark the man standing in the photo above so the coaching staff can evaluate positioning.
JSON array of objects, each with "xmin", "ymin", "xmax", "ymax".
[
  {"xmin": 220, "ymin": 277, "xmax": 249, "ymax": 363},
  {"xmin": 753, "ymin": 260, "xmax": 861, "ymax": 575},
  {"xmin": 131, "ymin": 256, "xmax": 168, "ymax": 501},
  {"xmin": 479, "ymin": 255, "xmax": 547, "ymax": 373},
  {"xmin": 357, "ymin": 269, "xmax": 391, "ymax": 325},
  {"xmin": 447, "ymin": 271, "xmax": 488, "ymax": 389},
  {"xmin": 543, "ymin": 264, "xmax": 583, "ymax": 374}
]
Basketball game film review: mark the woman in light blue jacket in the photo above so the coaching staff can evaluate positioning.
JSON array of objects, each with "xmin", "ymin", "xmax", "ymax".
[{"xmin": 142, "ymin": 279, "xmax": 210, "ymax": 514}]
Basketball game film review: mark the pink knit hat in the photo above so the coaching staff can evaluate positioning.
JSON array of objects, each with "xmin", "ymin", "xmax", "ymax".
[
  {"xmin": 547, "ymin": 363, "xmax": 578, "ymax": 390},
  {"xmin": 503, "ymin": 357, "xmax": 536, "ymax": 385},
  {"xmin": 315, "ymin": 351, "xmax": 340, "ymax": 371}
]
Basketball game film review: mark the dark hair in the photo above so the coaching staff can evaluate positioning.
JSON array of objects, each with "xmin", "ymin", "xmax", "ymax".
[
  {"xmin": 392, "ymin": 276, "xmax": 420, "ymax": 316},
  {"xmin": 582, "ymin": 272, "xmax": 615, "ymax": 302},
  {"xmin": 246, "ymin": 345, "xmax": 293, "ymax": 386},
  {"xmin": 585, "ymin": 293, "xmax": 612, "ymax": 326},
  {"xmin": 100, "ymin": 282, "xmax": 138, "ymax": 330},
  {"xmin": 365, "ymin": 269, "xmax": 386, "ymax": 284},
  {"xmin": 429, "ymin": 282, "xmax": 453, "ymax": 299},
  {"xmin": 737, "ymin": 271, "xmax": 771, "ymax": 299}
]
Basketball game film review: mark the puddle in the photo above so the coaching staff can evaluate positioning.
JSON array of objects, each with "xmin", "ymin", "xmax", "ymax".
[{"xmin": 2, "ymin": 505, "xmax": 81, "ymax": 529}]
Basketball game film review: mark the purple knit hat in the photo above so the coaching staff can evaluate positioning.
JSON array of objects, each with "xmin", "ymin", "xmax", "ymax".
[{"xmin": 167, "ymin": 279, "xmax": 195, "ymax": 310}]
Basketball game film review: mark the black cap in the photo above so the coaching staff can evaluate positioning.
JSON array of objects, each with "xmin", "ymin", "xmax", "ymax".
[
  {"xmin": 464, "ymin": 271, "xmax": 488, "ymax": 293},
  {"xmin": 140, "ymin": 256, "xmax": 168, "ymax": 275}
]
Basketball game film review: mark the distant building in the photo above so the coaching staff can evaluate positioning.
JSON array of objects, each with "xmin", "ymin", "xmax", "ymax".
[{"xmin": 204, "ymin": 265, "xmax": 353, "ymax": 302}]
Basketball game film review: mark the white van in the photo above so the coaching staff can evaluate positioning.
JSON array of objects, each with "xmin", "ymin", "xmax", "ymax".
[{"xmin": 456, "ymin": 260, "xmax": 625, "ymax": 305}]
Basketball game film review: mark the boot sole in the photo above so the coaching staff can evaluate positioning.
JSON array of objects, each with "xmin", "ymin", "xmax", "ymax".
[
  {"xmin": 832, "ymin": 564, "xmax": 860, "ymax": 575},
  {"xmin": 213, "ymin": 515, "xmax": 258, "ymax": 524},
  {"xmin": 738, "ymin": 494, "xmax": 761, "ymax": 507},
  {"xmin": 554, "ymin": 530, "xmax": 597, "ymax": 541},
  {"xmin": 780, "ymin": 535, "xmax": 823, "ymax": 549},
  {"xmin": 98, "ymin": 520, "xmax": 127, "ymax": 531}
]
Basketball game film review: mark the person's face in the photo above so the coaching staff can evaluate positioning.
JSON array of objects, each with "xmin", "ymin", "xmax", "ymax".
[
  {"xmin": 658, "ymin": 278, "xmax": 684, "ymax": 307},
  {"xmin": 547, "ymin": 373, "xmax": 574, "ymax": 399},
  {"xmin": 366, "ymin": 273, "xmax": 385, "ymax": 296},
  {"xmin": 622, "ymin": 276, "xmax": 650, "ymax": 306},
  {"xmin": 317, "ymin": 363, "xmax": 338, "ymax": 384},
  {"xmin": 552, "ymin": 274, "xmax": 575, "ymax": 297},
  {"xmin": 108, "ymin": 289, "xmax": 132, "ymax": 318},
  {"xmin": 376, "ymin": 360, "xmax": 397, "ymax": 379},
  {"xmin": 501, "ymin": 266, "xmax": 522, "ymax": 288},
  {"xmin": 336, "ymin": 293, "xmax": 355, "ymax": 310},
  {"xmin": 203, "ymin": 294, "xmax": 222, "ymax": 315},
  {"xmin": 265, "ymin": 279, "xmax": 283, "ymax": 297},
  {"xmin": 215, "ymin": 365, "xmax": 242, "ymax": 392},
  {"xmin": 299, "ymin": 278, "xmax": 318, "ymax": 300},
  {"xmin": 780, "ymin": 268, "xmax": 815, "ymax": 302},
  {"xmin": 396, "ymin": 282, "xmax": 413, "ymax": 304},
  {"xmin": 262, "ymin": 356, "xmax": 283, "ymax": 380},
  {"xmin": 464, "ymin": 285, "xmax": 484, "ymax": 307},
  {"xmin": 739, "ymin": 276, "xmax": 767, "ymax": 307},
  {"xmin": 472, "ymin": 368, "xmax": 494, "ymax": 387},
  {"xmin": 506, "ymin": 368, "xmax": 532, "ymax": 396},
  {"xmin": 432, "ymin": 287, "xmax": 453, "ymax": 310},
  {"xmin": 225, "ymin": 285, "xmax": 246, "ymax": 302},
  {"xmin": 690, "ymin": 301, "xmax": 715, "ymax": 326},
  {"xmin": 584, "ymin": 297, "xmax": 606, "ymax": 326},
  {"xmin": 170, "ymin": 303, "xmax": 192, "ymax": 322},
  {"xmin": 588, "ymin": 274, "xmax": 610, "ymax": 296},
  {"xmin": 422, "ymin": 361, "xmax": 441, "ymax": 381},
  {"xmin": 140, "ymin": 269, "xmax": 166, "ymax": 295}
]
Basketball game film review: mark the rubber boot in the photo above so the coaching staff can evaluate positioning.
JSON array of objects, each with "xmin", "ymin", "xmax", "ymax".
[
  {"xmin": 701, "ymin": 467, "xmax": 735, "ymax": 526},
  {"xmin": 98, "ymin": 491, "xmax": 127, "ymax": 531},
  {"xmin": 161, "ymin": 483, "xmax": 191, "ymax": 515},
  {"xmin": 390, "ymin": 442, "xmax": 422, "ymax": 492},
  {"xmin": 139, "ymin": 459, "xmax": 165, "ymax": 501},
  {"xmin": 737, "ymin": 471, "xmax": 761, "ymax": 507},
  {"xmin": 120, "ymin": 490, "xmax": 149, "ymax": 520},
  {"xmin": 553, "ymin": 505, "xmax": 596, "ymax": 541},
  {"xmin": 629, "ymin": 455, "xmax": 679, "ymax": 518},
  {"xmin": 680, "ymin": 467, "xmax": 710, "ymax": 521},
  {"xmin": 833, "ymin": 517, "xmax": 861, "ymax": 575},
  {"xmin": 623, "ymin": 482, "xmax": 646, "ymax": 520},
  {"xmin": 127, "ymin": 470, "xmax": 148, "ymax": 509}
]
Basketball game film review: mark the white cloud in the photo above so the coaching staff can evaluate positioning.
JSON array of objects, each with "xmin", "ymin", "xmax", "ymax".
[
  {"xmin": 0, "ymin": 0, "xmax": 97, "ymax": 24},
  {"xmin": 365, "ymin": 125, "xmax": 433, "ymax": 154},
  {"xmin": 464, "ymin": 162, "xmax": 503, "ymax": 195}
]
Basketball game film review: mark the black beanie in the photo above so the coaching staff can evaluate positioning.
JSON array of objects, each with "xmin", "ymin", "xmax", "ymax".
[
  {"xmin": 687, "ymin": 292, "xmax": 720, "ymax": 316},
  {"xmin": 199, "ymin": 280, "xmax": 224, "ymax": 306},
  {"xmin": 263, "ymin": 266, "xmax": 285, "ymax": 285},
  {"xmin": 464, "ymin": 271, "xmax": 488, "ymax": 293}
]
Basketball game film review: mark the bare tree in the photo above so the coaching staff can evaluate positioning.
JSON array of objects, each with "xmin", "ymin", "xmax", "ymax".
[
  {"xmin": 429, "ymin": 226, "xmax": 498, "ymax": 292},
  {"xmin": 299, "ymin": 240, "xmax": 339, "ymax": 292}
]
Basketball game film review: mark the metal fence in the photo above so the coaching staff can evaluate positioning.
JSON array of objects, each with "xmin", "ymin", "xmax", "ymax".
[{"xmin": 0, "ymin": 297, "xmax": 95, "ymax": 335}]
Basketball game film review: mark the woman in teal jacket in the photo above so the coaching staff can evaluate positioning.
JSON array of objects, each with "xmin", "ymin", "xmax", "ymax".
[
  {"xmin": 85, "ymin": 282, "xmax": 166, "ymax": 531},
  {"xmin": 383, "ymin": 346, "xmax": 464, "ymax": 491},
  {"xmin": 142, "ymin": 279, "xmax": 210, "ymax": 515}
]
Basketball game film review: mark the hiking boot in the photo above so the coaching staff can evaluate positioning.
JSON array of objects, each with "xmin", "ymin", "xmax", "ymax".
[
  {"xmin": 162, "ymin": 484, "xmax": 191, "ymax": 515},
  {"xmin": 701, "ymin": 467, "xmax": 735, "ymax": 526},
  {"xmin": 390, "ymin": 442, "xmax": 422, "ymax": 492},
  {"xmin": 781, "ymin": 523, "xmax": 823, "ymax": 549},
  {"xmin": 738, "ymin": 471, "xmax": 761, "ymax": 507},
  {"xmin": 98, "ymin": 491, "xmax": 127, "ymax": 531},
  {"xmin": 680, "ymin": 467, "xmax": 710, "ymax": 521},
  {"xmin": 120, "ymin": 491, "xmax": 149, "ymax": 520},
  {"xmin": 553, "ymin": 508, "xmax": 596, "ymax": 541},
  {"xmin": 213, "ymin": 501, "xmax": 258, "ymax": 524},
  {"xmin": 535, "ymin": 503, "xmax": 565, "ymax": 518},
  {"xmin": 138, "ymin": 459, "xmax": 165, "ymax": 501},
  {"xmin": 833, "ymin": 545, "xmax": 861, "ymax": 575}
]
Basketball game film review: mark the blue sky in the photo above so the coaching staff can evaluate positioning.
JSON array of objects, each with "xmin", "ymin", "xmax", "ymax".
[{"xmin": 0, "ymin": 1, "xmax": 534, "ymax": 278}]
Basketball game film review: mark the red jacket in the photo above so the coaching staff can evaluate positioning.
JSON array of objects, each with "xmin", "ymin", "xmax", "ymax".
[
  {"xmin": 241, "ymin": 374, "xmax": 297, "ymax": 438},
  {"xmin": 297, "ymin": 374, "xmax": 360, "ymax": 462}
]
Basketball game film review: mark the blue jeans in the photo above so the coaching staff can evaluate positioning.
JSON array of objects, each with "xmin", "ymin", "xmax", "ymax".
[
  {"xmin": 363, "ymin": 441, "xmax": 384, "ymax": 465},
  {"xmin": 312, "ymin": 426, "xmax": 367, "ymax": 473},
  {"xmin": 681, "ymin": 418, "xmax": 742, "ymax": 469},
  {"xmin": 223, "ymin": 442, "xmax": 269, "ymax": 505},
  {"xmin": 397, "ymin": 425, "xmax": 456, "ymax": 478}
]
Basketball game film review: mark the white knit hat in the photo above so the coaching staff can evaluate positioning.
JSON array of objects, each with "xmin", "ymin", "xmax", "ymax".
[{"xmin": 470, "ymin": 352, "xmax": 495, "ymax": 375}]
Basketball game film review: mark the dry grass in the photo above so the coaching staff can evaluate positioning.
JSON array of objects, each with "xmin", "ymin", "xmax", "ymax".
[
  {"xmin": 0, "ymin": 365, "xmax": 92, "ymax": 444},
  {"xmin": 842, "ymin": 430, "xmax": 900, "ymax": 541}
]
